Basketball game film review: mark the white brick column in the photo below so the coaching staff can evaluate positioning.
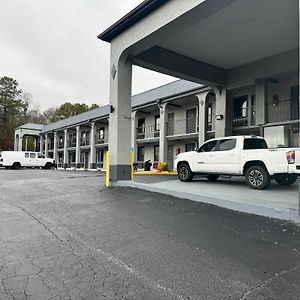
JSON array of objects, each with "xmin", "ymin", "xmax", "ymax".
[
  {"xmin": 90, "ymin": 123, "xmax": 96, "ymax": 169},
  {"xmin": 159, "ymin": 103, "xmax": 168, "ymax": 163},
  {"xmin": 131, "ymin": 111, "xmax": 138, "ymax": 162},
  {"xmin": 40, "ymin": 135, "xmax": 44, "ymax": 153},
  {"xmin": 18, "ymin": 135, "xmax": 23, "ymax": 151},
  {"xmin": 75, "ymin": 126, "xmax": 81, "ymax": 168},
  {"xmin": 44, "ymin": 134, "xmax": 49, "ymax": 157},
  {"xmin": 196, "ymin": 91, "xmax": 210, "ymax": 145},
  {"xmin": 53, "ymin": 132, "xmax": 58, "ymax": 167},
  {"xmin": 63, "ymin": 129, "xmax": 68, "ymax": 168}
]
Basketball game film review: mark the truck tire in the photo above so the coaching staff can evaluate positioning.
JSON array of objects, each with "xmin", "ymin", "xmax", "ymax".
[
  {"xmin": 12, "ymin": 162, "xmax": 21, "ymax": 170},
  {"xmin": 275, "ymin": 174, "xmax": 298, "ymax": 186},
  {"xmin": 177, "ymin": 163, "xmax": 194, "ymax": 182},
  {"xmin": 206, "ymin": 175, "xmax": 220, "ymax": 182},
  {"xmin": 245, "ymin": 165, "xmax": 270, "ymax": 190}
]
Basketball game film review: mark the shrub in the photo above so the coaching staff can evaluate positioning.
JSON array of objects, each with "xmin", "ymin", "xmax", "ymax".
[{"xmin": 160, "ymin": 162, "xmax": 169, "ymax": 171}]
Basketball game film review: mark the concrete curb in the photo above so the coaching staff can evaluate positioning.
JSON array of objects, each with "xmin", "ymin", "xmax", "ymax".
[{"xmin": 113, "ymin": 181, "xmax": 300, "ymax": 224}]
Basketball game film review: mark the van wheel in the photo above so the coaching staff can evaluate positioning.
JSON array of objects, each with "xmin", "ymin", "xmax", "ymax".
[
  {"xmin": 12, "ymin": 162, "xmax": 21, "ymax": 170},
  {"xmin": 206, "ymin": 175, "xmax": 220, "ymax": 182},
  {"xmin": 177, "ymin": 163, "xmax": 194, "ymax": 182},
  {"xmin": 45, "ymin": 162, "xmax": 53, "ymax": 169},
  {"xmin": 245, "ymin": 166, "xmax": 270, "ymax": 190},
  {"xmin": 275, "ymin": 174, "xmax": 298, "ymax": 185}
]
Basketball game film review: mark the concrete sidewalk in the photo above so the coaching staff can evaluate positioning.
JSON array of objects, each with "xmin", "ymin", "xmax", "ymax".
[{"xmin": 115, "ymin": 175, "xmax": 300, "ymax": 223}]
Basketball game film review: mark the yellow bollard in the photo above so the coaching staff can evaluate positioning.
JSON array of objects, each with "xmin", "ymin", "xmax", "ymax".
[
  {"xmin": 130, "ymin": 151, "xmax": 134, "ymax": 181},
  {"xmin": 106, "ymin": 151, "xmax": 110, "ymax": 187}
]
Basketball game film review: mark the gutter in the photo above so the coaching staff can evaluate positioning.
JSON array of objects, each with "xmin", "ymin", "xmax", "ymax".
[{"xmin": 98, "ymin": 0, "xmax": 168, "ymax": 42}]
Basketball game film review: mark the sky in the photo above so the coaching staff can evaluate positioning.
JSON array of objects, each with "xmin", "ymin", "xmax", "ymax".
[{"xmin": 0, "ymin": 0, "xmax": 177, "ymax": 110}]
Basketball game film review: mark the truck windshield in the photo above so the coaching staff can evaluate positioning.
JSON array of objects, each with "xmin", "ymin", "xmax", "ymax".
[{"xmin": 243, "ymin": 138, "xmax": 268, "ymax": 150}]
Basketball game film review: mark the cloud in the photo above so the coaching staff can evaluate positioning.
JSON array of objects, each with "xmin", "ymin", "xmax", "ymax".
[{"xmin": 0, "ymin": 0, "xmax": 176, "ymax": 110}]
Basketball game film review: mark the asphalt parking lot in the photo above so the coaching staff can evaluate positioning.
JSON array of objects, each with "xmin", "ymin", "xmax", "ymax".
[{"xmin": 0, "ymin": 169, "xmax": 300, "ymax": 299}]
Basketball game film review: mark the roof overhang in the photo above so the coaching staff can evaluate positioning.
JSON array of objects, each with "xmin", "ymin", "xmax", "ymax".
[{"xmin": 98, "ymin": 0, "xmax": 168, "ymax": 42}]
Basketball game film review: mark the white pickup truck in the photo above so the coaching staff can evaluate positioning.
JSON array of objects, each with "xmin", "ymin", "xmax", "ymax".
[
  {"xmin": 0, "ymin": 151, "xmax": 54, "ymax": 169},
  {"xmin": 174, "ymin": 135, "xmax": 300, "ymax": 189}
]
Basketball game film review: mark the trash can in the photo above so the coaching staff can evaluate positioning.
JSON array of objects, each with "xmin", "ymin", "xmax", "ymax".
[{"xmin": 144, "ymin": 160, "xmax": 152, "ymax": 171}]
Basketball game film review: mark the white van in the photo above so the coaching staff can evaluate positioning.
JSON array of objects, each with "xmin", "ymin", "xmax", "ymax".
[{"xmin": 0, "ymin": 151, "xmax": 54, "ymax": 169}]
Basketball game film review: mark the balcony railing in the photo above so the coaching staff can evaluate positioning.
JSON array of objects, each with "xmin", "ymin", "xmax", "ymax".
[
  {"xmin": 68, "ymin": 139, "xmax": 76, "ymax": 148},
  {"xmin": 137, "ymin": 125, "xmax": 159, "ymax": 139},
  {"xmin": 167, "ymin": 117, "xmax": 198, "ymax": 136},
  {"xmin": 96, "ymin": 135, "xmax": 108, "ymax": 144},
  {"xmin": 80, "ymin": 137, "xmax": 90, "ymax": 146},
  {"xmin": 233, "ymin": 106, "xmax": 256, "ymax": 127},
  {"xmin": 57, "ymin": 140, "xmax": 64, "ymax": 149}
]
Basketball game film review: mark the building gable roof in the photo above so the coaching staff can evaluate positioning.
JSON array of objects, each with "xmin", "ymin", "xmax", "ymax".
[{"xmin": 17, "ymin": 123, "xmax": 44, "ymax": 131}]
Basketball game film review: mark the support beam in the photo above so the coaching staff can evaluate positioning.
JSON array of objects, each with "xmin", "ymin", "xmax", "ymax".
[
  {"xmin": 131, "ymin": 111, "xmax": 138, "ymax": 162},
  {"xmin": 134, "ymin": 46, "xmax": 226, "ymax": 87},
  {"xmin": 255, "ymin": 80, "xmax": 268, "ymax": 129},
  {"xmin": 214, "ymin": 87, "xmax": 232, "ymax": 138},
  {"xmin": 14, "ymin": 135, "xmax": 18, "ymax": 151},
  {"xmin": 18, "ymin": 135, "xmax": 23, "ymax": 152},
  {"xmin": 63, "ymin": 129, "xmax": 68, "ymax": 169},
  {"xmin": 159, "ymin": 103, "xmax": 168, "ymax": 163},
  {"xmin": 53, "ymin": 132, "xmax": 58, "ymax": 167},
  {"xmin": 90, "ymin": 123, "xmax": 96, "ymax": 169},
  {"xmin": 25, "ymin": 137, "xmax": 28, "ymax": 151},
  {"xmin": 196, "ymin": 91, "xmax": 210, "ymax": 145},
  {"xmin": 44, "ymin": 134, "xmax": 49, "ymax": 157},
  {"xmin": 109, "ymin": 55, "xmax": 132, "ymax": 181},
  {"xmin": 40, "ymin": 135, "xmax": 44, "ymax": 153},
  {"xmin": 75, "ymin": 126, "xmax": 81, "ymax": 168}
]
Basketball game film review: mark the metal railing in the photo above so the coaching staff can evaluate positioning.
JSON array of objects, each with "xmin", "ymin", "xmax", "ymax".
[
  {"xmin": 233, "ymin": 106, "xmax": 256, "ymax": 127},
  {"xmin": 57, "ymin": 140, "xmax": 64, "ymax": 149},
  {"xmin": 137, "ymin": 125, "xmax": 159, "ymax": 139},
  {"xmin": 80, "ymin": 137, "xmax": 90, "ymax": 146},
  {"xmin": 167, "ymin": 117, "xmax": 198, "ymax": 136},
  {"xmin": 68, "ymin": 138, "xmax": 76, "ymax": 148},
  {"xmin": 96, "ymin": 136, "xmax": 109, "ymax": 144}
]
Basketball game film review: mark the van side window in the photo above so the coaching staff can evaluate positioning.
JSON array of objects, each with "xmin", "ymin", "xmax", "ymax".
[
  {"xmin": 25, "ymin": 153, "xmax": 29, "ymax": 158},
  {"xmin": 37, "ymin": 153, "xmax": 45, "ymax": 159},
  {"xmin": 218, "ymin": 139, "xmax": 237, "ymax": 151},
  {"xmin": 30, "ymin": 153, "xmax": 36, "ymax": 158}
]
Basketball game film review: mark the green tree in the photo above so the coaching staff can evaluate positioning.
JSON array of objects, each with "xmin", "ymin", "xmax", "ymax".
[
  {"xmin": 50, "ymin": 102, "xmax": 99, "ymax": 122},
  {"xmin": 0, "ymin": 76, "xmax": 28, "ymax": 150}
]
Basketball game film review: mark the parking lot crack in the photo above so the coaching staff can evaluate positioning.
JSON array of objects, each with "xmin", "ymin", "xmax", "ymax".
[{"xmin": 240, "ymin": 264, "xmax": 300, "ymax": 299}]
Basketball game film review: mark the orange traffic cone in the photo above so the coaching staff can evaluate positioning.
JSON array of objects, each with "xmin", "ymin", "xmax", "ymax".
[{"xmin": 157, "ymin": 161, "xmax": 161, "ymax": 174}]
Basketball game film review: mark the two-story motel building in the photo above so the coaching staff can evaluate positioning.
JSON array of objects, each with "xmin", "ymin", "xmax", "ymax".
[{"xmin": 14, "ymin": 75, "xmax": 299, "ymax": 171}]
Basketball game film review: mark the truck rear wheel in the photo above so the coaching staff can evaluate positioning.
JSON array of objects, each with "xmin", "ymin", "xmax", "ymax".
[
  {"xmin": 12, "ymin": 162, "xmax": 21, "ymax": 170},
  {"xmin": 275, "ymin": 174, "xmax": 298, "ymax": 186},
  {"xmin": 177, "ymin": 163, "xmax": 194, "ymax": 182},
  {"xmin": 245, "ymin": 165, "xmax": 270, "ymax": 190}
]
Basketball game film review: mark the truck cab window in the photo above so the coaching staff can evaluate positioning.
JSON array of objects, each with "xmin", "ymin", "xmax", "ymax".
[
  {"xmin": 218, "ymin": 139, "xmax": 236, "ymax": 151},
  {"xmin": 30, "ymin": 153, "xmax": 36, "ymax": 159},
  {"xmin": 243, "ymin": 139, "xmax": 268, "ymax": 150},
  {"xmin": 25, "ymin": 153, "xmax": 29, "ymax": 158},
  {"xmin": 199, "ymin": 140, "xmax": 217, "ymax": 152}
]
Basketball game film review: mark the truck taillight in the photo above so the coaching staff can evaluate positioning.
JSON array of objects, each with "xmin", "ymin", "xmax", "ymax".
[{"xmin": 286, "ymin": 150, "xmax": 295, "ymax": 164}]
